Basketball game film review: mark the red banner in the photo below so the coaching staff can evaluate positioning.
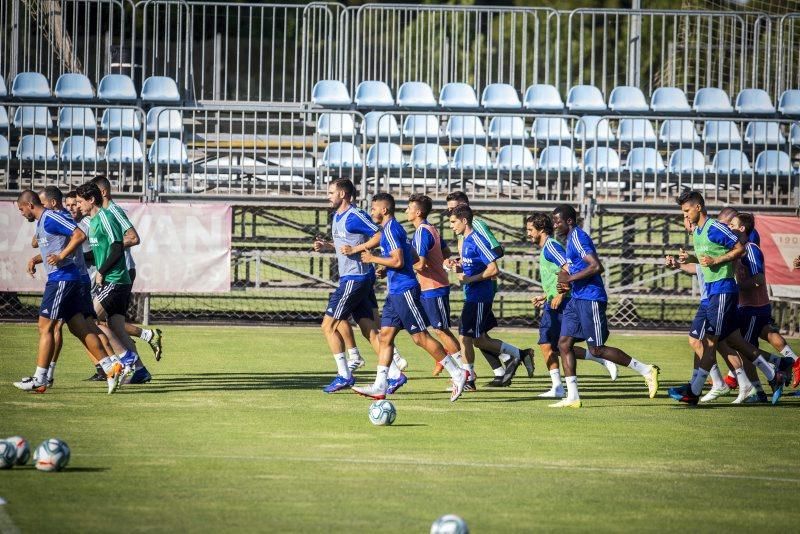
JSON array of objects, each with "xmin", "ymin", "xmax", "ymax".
[{"xmin": 757, "ymin": 215, "xmax": 800, "ymax": 298}]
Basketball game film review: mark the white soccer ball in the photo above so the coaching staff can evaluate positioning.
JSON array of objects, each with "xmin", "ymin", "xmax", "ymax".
[
  {"xmin": 0, "ymin": 441, "xmax": 15, "ymax": 469},
  {"xmin": 431, "ymin": 514, "xmax": 469, "ymax": 534},
  {"xmin": 5, "ymin": 436, "xmax": 30, "ymax": 465},
  {"xmin": 368, "ymin": 400, "xmax": 396, "ymax": 426},
  {"xmin": 33, "ymin": 439, "xmax": 71, "ymax": 472}
]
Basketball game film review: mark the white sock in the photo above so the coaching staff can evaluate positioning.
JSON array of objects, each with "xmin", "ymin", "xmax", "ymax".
[
  {"xmin": 440, "ymin": 355, "xmax": 463, "ymax": 379},
  {"xmin": 752, "ymin": 379, "xmax": 764, "ymax": 394},
  {"xmin": 374, "ymin": 365, "xmax": 389, "ymax": 390},
  {"xmin": 139, "ymin": 329, "xmax": 153, "ymax": 343},
  {"xmin": 393, "ymin": 347, "xmax": 403, "ymax": 360},
  {"xmin": 754, "ymin": 355, "xmax": 776, "ymax": 381},
  {"xmin": 565, "ymin": 375, "xmax": 579, "ymax": 400},
  {"xmin": 709, "ymin": 364, "xmax": 724, "ymax": 389},
  {"xmin": 450, "ymin": 351, "xmax": 462, "ymax": 367},
  {"xmin": 735, "ymin": 367, "xmax": 753, "ymax": 389},
  {"xmin": 464, "ymin": 363, "xmax": 475, "ymax": 378},
  {"xmin": 388, "ymin": 360, "xmax": 402, "ymax": 380},
  {"xmin": 690, "ymin": 368, "xmax": 709, "ymax": 395},
  {"xmin": 34, "ymin": 366, "xmax": 48, "ymax": 382},
  {"xmin": 627, "ymin": 358, "xmax": 652, "ymax": 377},
  {"xmin": 99, "ymin": 357, "xmax": 115, "ymax": 374},
  {"xmin": 549, "ymin": 368, "xmax": 562, "ymax": 388},
  {"xmin": 781, "ymin": 346, "xmax": 798, "ymax": 361},
  {"xmin": 493, "ymin": 367, "xmax": 505, "ymax": 377},
  {"xmin": 498, "ymin": 353, "xmax": 511, "ymax": 364},
  {"xmin": 334, "ymin": 353, "xmax": 350, "ymax": 378},
  {"xmin": 47, "ymin": 362, "xmax": 57, "ymax": 381},
  {"xmin": 347, "ymin": 347, "xmax": 361, "ymax": 360},
  {"xmin": 500, "ymin": 342, "xmax": 521, "ymax": 359}
]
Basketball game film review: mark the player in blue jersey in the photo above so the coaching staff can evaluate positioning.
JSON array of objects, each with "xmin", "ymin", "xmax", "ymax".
[
  {"xmin": 551, "ymin": 204, "xmax": 661, "ymax": 408},
  {"xmin": 352, "ymin": 193, "xmax": 467, "ymax": 402}
]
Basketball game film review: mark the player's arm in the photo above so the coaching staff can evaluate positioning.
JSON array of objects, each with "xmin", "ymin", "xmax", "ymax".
[
  {"xmin": 441, "ymin": 242, "xmax": 452, "ymax": 260},
  {"xmin": 700, "ymin": 241, "xmax": 745, "ymax": 266},
  {"xmin": 46, "ymin": 228, "xmax": 86, "ymax": 266},
  {"xmin": 110, "ymin": 204, "xmax": 139, "ymax": 248},
  {"xmin": 343, "ymin": 230, "xmax": 382, "ymax": 255},
  {"xmin": 123, "ymin": 227, "xmax": 140, "ymax": 248},
  {"xmin": 558, "ymin": 252, "xmax": 603, "ymax": 286},
  {"xmin": 412, "ymin": 227, "xmax": 435, "ymax": 272},
  {"xmin": 31, "ymin": 235, "xmax": 38, "ymax": 248},
  {"xmin": 27, "ymin": 253, "xmax": 42, "ymax": 276},
  {"xmin": 738, "ymin": 245, "xmax": 767, "ymax": 290},
  {"xmin": 700, "ymin": 223, "xmax": 745, "ymax": 267},
  {"xmin": 459, "ymin": 260, "xmax": 498, "ymax": 284},
  {"xmin": 362, "ymin": 247, "xmax": 403, "ymax": 269}
]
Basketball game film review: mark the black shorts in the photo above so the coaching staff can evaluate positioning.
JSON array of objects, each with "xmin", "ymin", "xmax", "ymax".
[
  {"xmin": 94, "ymin": 283, "xmax": 132, "ymax": 318},
  {"xmin": 129, "ymin": 268, "xmax": 136, "ymax": 284}
]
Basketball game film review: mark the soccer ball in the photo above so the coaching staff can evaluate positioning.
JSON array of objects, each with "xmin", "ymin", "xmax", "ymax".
[
  {"xmin": 5, "ymin": 436, "xmax": 30, "ymax": 465},
  {"xmin": 368, "ymin": 400, "xmax": 396, "ymax": 426},
  {"xmin": 0, "ymin": 441, "xmax": 15, "ymax": 469},
  {"xmin": 33, "ymin": 439, "xmax": 71, "ymax": 472},
  {"xmin": 430, "ymin": 514, "xmax": 469, "ymax": 534}
]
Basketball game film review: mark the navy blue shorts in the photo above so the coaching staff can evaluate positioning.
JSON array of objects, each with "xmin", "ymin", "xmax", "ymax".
[
  {"xmin": 459, "ymin": 300, "xmax": 496, "ymax": 338},
  {"xmin": 538, "ymin": 298, "xmax": 568, "ymax": 347},
  {"xmin": 704, "ymin": 292, "xmax": 738, "ymax": 339},
  {"xmin": 689, "ymin": 300, "xmax": 708, "ymax": 340},
  {"xmin": 40, "ymin": 280, "xmax": 83, "ymax": 322},
  {"xmin": 738, "ymin": 304, "xmax": 771, "ymax": 347},
  {"xmin": 381, "ymin": 287, "xmax": 429, "ymax": 334},
  {"xmin": 421, "ymin": 293, "xmax": 451, "ymax": 331},
  {"xmin": 560, "ymin": 298, "xmax": 609, "ymax": 349},
  {"xmin": 325, "ymin": 277, "xmax": 375, "ymax": 322},
  {"xmin": 80, "ymin": 282, "xmax": 96, "ymax": 318}
]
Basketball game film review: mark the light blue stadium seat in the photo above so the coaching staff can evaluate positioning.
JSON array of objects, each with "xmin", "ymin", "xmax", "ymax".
[
  {"xmin": 58, "ymin": 107, "xmax": 96, "ymax": 132},
  {"xmin": 530, "ymin": 117, "xmax": 572, "ymax": 142},
  {"xmin": 702, "ymin": 121, "xmax": 742, "ymax": 144},
  {"xmin": 566, "ymin": 85, "xmax": 606, "ymax": 112},
  {"xmin": 354, "ymin": 81, "xmax": 394, "ymax": 107},
  {"xmin": 711, "ymin": 149, "xmax": 752, "ymax": 175},
  {"xmin": 791, "ymin": 123, "xmax": 800, "ymax": 146},
  {"xmin": 735, "ymin": 89, "xmax": 775, "ymax": 114},
  {"xmin": 362, "ymin": 112, "xmax": 400, "ymax": 139},
  {"xmin": 97, "ymin": 74, "xmax": 137, "ymax": 101},
  {"xmin": 754, "ymin": 150, "xmax": 792, "ymax": 176},
  {"xmin": 145, "ymin": 107, "xmax": 183, "ymax": 134},
  {"xmin": 609, "ymin": 86, "xmax": 649, "ymax": 112},
  {"xmin": 321, "ymin": 141, "xmax": 362, "ymax": 169},
  {"xmin": 397, "ymin": 82, "xmax": 436, "ymax": 108},
  {"xmin": 366, "ymin": 143, "xmax": 404, "ymax": 170},
  {"xmin": 618, "ymin": 119, "xmax": 657, "ymax": 144},
  {"xmin": 101, "ymin": 108, "xmax": 142, "ymax": 133},
  {"xmin": 744, "ymin": 121, "xmax": 786, "ymax": 145},
  {"xmin": 446, "ymin": 116, "xmax": 486, "ymax": 141},
  {"xmin": 778, "ymin": 90, "xmax": 800, "ymax": 117},
  {"xmin": 311, "ymin": 80, "xmax": 351, "ymax": 106},
  {"xmin": 497, "ymin": 145, "xmax": 535, "ymax": 171},
  {"xmin": 105, "ymin": 136, "xmax": 144, "ymax": 164},
  {"xmin": 488, "ymin": 116, "xmax": 526, "ymax": 141},
  {"xmin": 625, "ymin": 147, "xmax": 665, "ymax": 173},
  {"xmin": 537, "ymin": 146, "xmax": 578, "ymax": 172},
  {"xmin": 0, "ymin": 76, "xmax": 6, "ymax": 97},
  {"xmin": 17, "ymin": 135, "xmax": 56, "ymax": 161},
  {"xmin": 574, "ymin": 116, "xmax": 615, "ymax": 143},
  {"xmin": 402, "ymin": 114, "xmax": 440, "ymax": 140},
  {"xmin": 411, "ymin": 143, "xmax": 448, "ymax": 170},
  {"xmin": 11, "ymin": 72, "xmax": 51, "ymax": 98},
  {"xmin": 439, "ymin": 83, "xmax": 479, "ymax": 108},
  {"xmin": 317, "ymin": 113, "xmax": 356, "ymax": 137},
  {"xmin": 148, "ymin": 138, "xmax": 189, "ymax": 165},
  {"xmin": 60, "ymin": 136, "xmax": 100, "ymax": 163},
  {"xmin": 583, "ymin": 147, "xmax": 621, "ymax": 173},
  {"xmin": 650, "ymin": 87, "xmax": 690, "ymax": 113},
  {"xmin": 523, "ymin": 84, "xmax": 563, "ymax": 111},
  {"xmin": 693, "ymin": 87, "xmax": 733, "ymax": 114},
  {"xmin": 668, "ymin": 149, "xmax": 706, "ymax": 174},
  {"xmin": 54, "ymin": 73, "xmax": 94, "ymax": 100},
  {"xmin": 141, "ymin": 76, "xmax": 181, "ymax": 102},
  {"xmin": 0, "ymin": 135, "xmax": 8, "ymax": 160},
  {"xmin": 13, "ymin": 106, "xmax": 52, "ymax": 129},
  {"xmin": 452, "ymin": 144, "xmax": 492, "ymax": 171},
  {"xmin": 481, "ymin": 83, "xmax": 521, "ymax": 109},
  {"xmin": 0, "ymin": 107, "xmax": 7, "ymax": 130},
  {"xmin": 659, "ymin": 120, "xmax": 699, "ymax": 144}
]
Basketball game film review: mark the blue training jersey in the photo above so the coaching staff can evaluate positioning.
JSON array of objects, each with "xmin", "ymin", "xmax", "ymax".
[
  {"xmin": 380, "ymin": 217, "xmax": 418, "ymax": 294},
  {"xmin": 565, "ymin": 226, "xmax": 607, "ymax": 302},
  {"xmin": 460, "ymin": 230, "xmax": 498, "ymax": 303},
  {"xmin": 36, "ymin": 209, "xmax": 81, "ymax": 282},
  {"xmin": 332, "ymin": 204, "xmax": 378, "ymax": 281},
  {"xmin": 63, "ymin": 210, "xmax": 91, "ymax": 285}
]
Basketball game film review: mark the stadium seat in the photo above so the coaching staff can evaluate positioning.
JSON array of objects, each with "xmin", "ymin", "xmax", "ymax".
[
  {"xmin": 791, "ymin": 123, "xmax": 800, "ymax": 146},
  {"xmin": 0, "ymin": 135, "xmax": 8, "ymax": 160},
  {"xmin": 101, "ymin": 108, "xmax": 142, "ymax": 133},
  {"xmin": 354, "ymin": 81, "xmax": 394, "ymax": 108},
  {"xmin": 523, "ymin": 84, "xmax": 564, "ymax": 111},
  {"xmin": 97, "ymin": 74, "xmax": 137, "ymax": 101},
  {"xmin": 11, "ymin": 72, "xmax": 51, "ymax": 98},
  {"xmin": 625, "ymin": 147, "xmax": 665, "ymax": 173},
  {"xmin": 702, "ymin": 121, "xmax": 742, "ymax": 144},
  {"xmin": 650, "ymin": 87, "xmax": 690, "ymax": 113},
  {"xmin": 321, "ymin": 141, "xmax": 362, "ymax": 168},
  {"xmin": 754, "ymin": 150, "xmax": 792, "ymax": 176},
  {"xmin": 735, "ymin": 89, "xmax": 775, "ymax": 114},
  {"xmin": 439, "ymin": 83, "xmax": 479, "ymax": 108},
  {"xmin": 58, "ymin": 107, "xmax": 96, "ymax": 132},
  {"xmin": 148, "ymin": 138, "xmax": 189, "ymax": 165},
  {"xmin": 0, "ymin": 107, "xmax": 7, "ymax": 130},
  {"xmin": 574, "ymin": 116, "xmax": 615, "ymax": 143},
  {"xmin": 711, "ymin": 149, "xmax": 752, "ymax": 175},
  {"xmin": 618, "ymin": 118, "xmax": 657, "ymax": 144},
  {"xmin": 311, "ymin": 80, "xmax": 350, "ymax": 106},
  {"xmin": 668, "ymin": 149, "xmax": 706, "ymax": 174},
  {"xmin": 316, "ymin": 113, "xmax": 356, "ymax": 137},
  {"xmin": 0, "ymin": 76, "xmax": 6, "ymax": 97},
  {"xmin": 566, "ymin": 85, "xmax": 607, "ymax": 112},
  {"xmin": 366, "ymin": 143, "xmax": 404, "ymax": 170},
  {"xmin": 692, "ymin": 87, "xmax": 733, "ymax": 114},
  {"xmin": 481, "ymin": 83, "xmax": 521, "ymax": 109},
  {"xmin": 659, "ymin": 120, "xmax": 700, "ymax": 144},
  {"xmin": 411, "ymin": 143, "xmax": 448, "ymax": 170},
  {"xmin": 778, "ymin": 90, "xmax": 800, "ymax": 117},
  {"xmin": 402, "ymin": 115, "xmax": 440, "ymax": 140},
  {"xmin": 530, "ymin": 117, "xmax": 572, "ymax": 142},
  {"xmin": 361, "ymin": 112, "xmax": 400, "ymax": 139},
  {"xmin": 744, "ymin": 121, "xmax": 786, "ymax": 145},
  {"xmin": 609, "ymin": 86, "xmax": 649, "ymax": 112},
  {"xmin": 446, "ymin": 116, "xmax": 486, "ymax": 141},
  {"xmin": 452, "ymin": 144, "xmax": 492, "ymax": 171},
  {"xmin": 496, "ymin": 145, "xmax": 535, "ymax": 171},
  {"xmin": 537, "ymin": 146, "xmax": 578, "ymax": 172},
  {"xmin": 488, "ymin": 116, "xmax": 526, "ymax": 141},
  {"xmin": 145, "ymin": 107, "xmax": 183, "ymax": 134},
  {"xmin": 583, "ymin": 147, "xmax": 621, "ymax": 173},
  {"xmin": 396, "ymin": 82, "xmax": 436, "ymax": 108},
  {"xmin": 13, "ymin": 106, "xmax": 52, "ymax": 129},
  {"xmin": 141, "ymin": 76, "xmax": 181, "ymax": 102},
  {"xmin": 54, "ymin": 73, "xmax": 94, "ymax": 100},
  {"xmin": 16, "ymin": 134, "xmax": 56, "ymax": 161},
  {"xmin": 105, "ymin": 137, "xmax": 144, "ymax": 164},
  {"xmin": 59, "ymin": 136, "xmax": 100, "ymax": 163}
]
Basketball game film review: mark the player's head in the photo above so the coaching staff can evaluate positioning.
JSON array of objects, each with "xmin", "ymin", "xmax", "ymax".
[
  {"xmin": 406, "ymin": 193, "xmax": 432, "ymax": 222},
  {"xmin": 717, "ymin": 207, "xmax": 738, "ymax": 225},
  {"xmin": 731, "ymin": 212, "xmax": 755, "ymax": 239},
  {"xmin": 75, "ymin": 182, "xmax": 103, "ymax": 216},
  {"xmin": 327, "ymin": 178, "xmax": 355, "ymax": 210},
  {"xmin": 525, "ymin": 213, "xmax": 553, "ymax": 245},
  {"xmin": 38, "ymin": 186, "xmax": 63, "ymax": 210},
  {"xmin": 676, "ymin": 190, "xmax": 705, "ymax": 226},
  {"xmin": 90, "ymin": 176, "xmax": 112, "ymax": 201},
  {"xmin": 370, "ymin": 192, "xmax": 395, "ymax": 224},
  {"xmin": 449, "ymin": 204, "xmax": 473, "ymax": 236},
  {"xmin": 445, "ymin": 191, "xmax": 469, "ymax": 214},
  {"xmin": 551, "ymin": 204, "xmax": 577, "ymax": 237},
  {"xmin": 16, "ymin": 189, "xmax": 42, "ymax": 222},
  {"xmin": 64, "ymin": 190, "xmax": 82, "ymax": 221}
]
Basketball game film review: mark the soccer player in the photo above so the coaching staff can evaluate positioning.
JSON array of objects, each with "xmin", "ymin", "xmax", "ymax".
[
  {"xmin": 551, "ymin": 204, "xmax": 660, "ymax": 408},
  {"xmin": 526, "ymin": 213, "xmax": 617, "ymax": 398},
  {"xmin": 352, "ymin": 193, "xmax": 466, "ymax": 401},
  {"xmin": 794, "ymin": 255, "xmax": 800, "ymax": 270},
  {"xmin": 14, "ymin": 190, "xmax": 124, "ymax": 394}
]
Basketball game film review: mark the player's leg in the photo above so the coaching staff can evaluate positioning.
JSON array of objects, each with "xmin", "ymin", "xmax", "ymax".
[
  {"xmin": 422, "ymin": 295, "xmax": 461, "ymax": 376},
  {"xmin": 723, "ymin": 329, "xmax": 784, "ymax": 403},
  {"xmin": 124, "ymin": 322, "xmax": 163, "ymax": 361},
  {"xmin": 575, "ymin": 344, "xmax": 618, "ymax": 380},
  {"xmin": 15, "ymin": 281, "xmax": 65, "ymax": 392},
  {"xmin": 353, "ymin": 325, "xmax": 400, "ymax": 400},
  {"xmin": 64, "ymin": 313, "xmax": 124, "ymax": 394},
  {"xmin": 761, "ymin": 321, "xmax": 800, "ymax": 387},
  {"xmin": 46, "ymin": 320, "xmax": 65, "ymax": 387},
  {"xmin": 548, "ymin": 297, "xmax": 583, "ymax": 407},
  {"xmin": 537, "ymin": 342, "xmax": 564, "ymax": 398}
]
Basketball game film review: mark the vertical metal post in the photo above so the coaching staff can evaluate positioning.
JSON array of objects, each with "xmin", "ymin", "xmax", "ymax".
[
  {"xmin": 628, "ymin": 0, "xmax": 641, "ymax": 88},
  {"xmin": 143, "ymin": 294, "xmax": 150, "ymax": 326}
]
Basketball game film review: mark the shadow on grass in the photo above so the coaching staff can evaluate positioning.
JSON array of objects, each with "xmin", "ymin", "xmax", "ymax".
[{"xmin": 121, "ymin": 372, "xmax": 336, "ymax": 393}]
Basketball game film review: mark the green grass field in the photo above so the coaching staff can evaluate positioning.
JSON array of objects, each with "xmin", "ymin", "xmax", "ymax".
[{"xmin": 1, "ymin": 325, "xmax": 799, "ymax": 532}]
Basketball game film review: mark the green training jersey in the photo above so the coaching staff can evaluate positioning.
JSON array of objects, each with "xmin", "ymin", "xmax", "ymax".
[
  {"xmin": 539, "ymin": 237, "xmax": 570, "ymax": 300},
  {"xmin": 88, "ymin": 207, "xmax": 131, "ymax": 284},
  {"xmin": 692, "ymin": 218, "xmax": 736, "ymax": 284}
]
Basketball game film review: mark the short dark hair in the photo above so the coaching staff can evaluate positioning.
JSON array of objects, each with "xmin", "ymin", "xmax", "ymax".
[
  {"xmin": 17, "ymin": 189, "xmax": 42, "ymax": 206},
  {"xmin": 76, "ymin": 182, "xmax": 103, "ymax": 206},
  {"xmin": 408, "ymin": 193, "xmax": 433, "ymax": 218},
  {"xmin": 718, "ymin": 207, "xmax": 739, "ymax": 222},
  {"xmin": 526, "ymin": 212, "xmax": 553, "ymax": 235},
  {"xmin": 91, "ymin": 176, "xmax": 111, "ymax": 193},
  {"xmin": 450, "ymin": 204, "xmax": 473, "ymax": 225},
  {"xmin": 445, "ymin": 191, "xmax": 469, "ymax": 205},
  {"xmin": 676, "ymin": 190, "xmax": 705, "ymax": 208},
  {"xmin": 65, "ymin": 190, "xmax": 77, "ymax": 199},
  {"xmin": 40, "ymin": 186, "xmax": 63, "ymax": 204},
  {"xmin": 331, "ymin": 178, "xmax": 355, "ymax": 199},
  {"xmin": 372, "ymin": 192, "xmax": 395, "ymax": 214},
  {"xmin": 736, "ymin": 212, "xmax": 755, "ymax": 235},
  {"xmin": 552, "ymin": 204, "xmax": 578, "ymax": 225}
]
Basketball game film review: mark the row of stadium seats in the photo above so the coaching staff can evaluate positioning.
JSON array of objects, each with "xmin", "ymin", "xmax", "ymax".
[
  {"xmin": 312, "ymin": 80, "xmax": 800, "ymax": 117},
  {"xmin": 0, "ymin": 72, "xmax": 180, "ymax": 104},
  {"xmin": 0, "ymin": 106, "xmax": 182, "ymax": 134},
  {"xmin": 0, "ymin": 135, "xmax": 187, "ymax": 165}
]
